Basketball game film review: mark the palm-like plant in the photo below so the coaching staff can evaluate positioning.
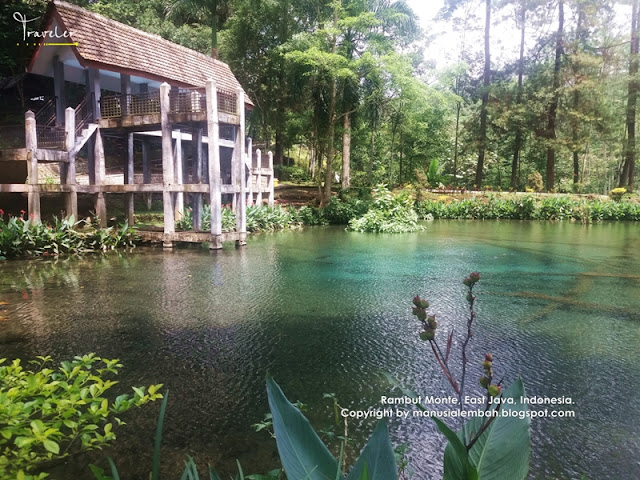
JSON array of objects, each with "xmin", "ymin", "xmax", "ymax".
[{"xmin": 166, "ymin": 0, "xmax": 231, "ymax": 57}]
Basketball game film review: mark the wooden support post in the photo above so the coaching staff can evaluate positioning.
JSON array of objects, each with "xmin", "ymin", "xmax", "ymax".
[
  {"xmin": 53, "ymin": 56, "xmax": 65, "ymax": 126},
  {"xmin": 256, "ymin": 148, "xmax": 263, "ymax": 205},
  {"xmin": 236, "ymin": 87, "xmax": 247, "ymax": 246},
  {"xmin": 174, "ymin": 129, "xmax": 184, "ymax": 221},
  {"xmin": 87, "ymin": 68, "xmax": 101, "ymax": 120},
  {"xmin": 268, "ymin": 151, "xmax": 275, "ymax": 206},
  {"xmin": 126, "ymin": 132, "xmax": 135, "ymax": 225},
  {"xmin": 87, "ymin": 136, "xmax": 96, "ymax": 185},
  {"xmin": 120, "ymin": 74, "xmax": 131, "ymax": 116},
  {"xmin": 25, "ymin": 111, "xmax": 40, "ymax": 223},
  {"xmin": 246, "ymin": 137, "xmax": 254, "ymax": 206},
  {"xmin": 193, "ymin": 127, "xmax": 203, "ymax": 231},
  {"xmin": 63, "ymin": 107, "xmax": 77, "ymax": 219},
  {"xmin": 206, "ymin": 79, "xmax": 222, "ymax": 249},
  {"xmin": 160, "ymin": 82, "xmax": 175, "ymax": 248},
  {"xmin": 142, "ymin": 139, "xmax": 152, "ymax": 209},
  {"xmin": 94, "ymin": 129, "xmax": 107, "ymax": 226}
]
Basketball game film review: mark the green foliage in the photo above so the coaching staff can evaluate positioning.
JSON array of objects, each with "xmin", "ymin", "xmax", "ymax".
[
  {"xmin": 609, "ymin": 187, "xmax": 627, "ymax": 202},
  {"xmin": 0, "ymin": 354, "xmax": 162, "ymax": 479},
  {"xmin": 266, "ymin": 375, "xmax": 397, "ymax": 480},
  {"xmin": 176, "ymin": 205, "xmax": 236, "ymax": 232},
  {"xmin": 427, "ymin": 159, "xmax": 440, "ymax": 186},
  {"xmin": 348, "ymin": 185, "xmax": 422, "ymax": 233},
  {"xmin": 415, "ymin": 195, "xmax": 640, "ymax": 221},
  {"xmin": 0, "ymin": 213, "xmax": 137, "ymax": 260},
  {"xmin": 527, "ymin": 172, "xmax": 544, "ymax": 193},
  {"xmin": 323, "ymin": 197, "xmax": 371, "ymax": 225},
  {"xmin": 274, "ymin": 165, "xmax": 311, "ymax": 184},
  {"xmin": 246, "ymin": 205, "xmax": 301, "ymax": 232}
]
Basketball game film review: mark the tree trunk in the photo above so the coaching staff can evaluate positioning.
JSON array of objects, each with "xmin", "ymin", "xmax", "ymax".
[
  {"xmin": 546, "ymin": 0, "xmax": 564, "ymax": 192},
  {"xmin": 475, "ymin": 0, "xmax": 491, "ymax": 189},
  {"xmin": 454, "ymin": 101, "xmax": 461, "ymax": 187},
  {"xmin": 510, "ymin": 0, "xmax": 526, "ymax": 190},
  {"xmin": 341, "ymin": 112, "xmax": 351, "ymax": 189},
  {"xmin": 621, "ymin": 0, "xmax": 639, "ymax": 192},
  {"xmin": 211, "ymin": 0, "xmax": 218, "ymax": 58},
  {"xmin": 368, "ymin": 120, "xmax": 376, "ymax": 185}
]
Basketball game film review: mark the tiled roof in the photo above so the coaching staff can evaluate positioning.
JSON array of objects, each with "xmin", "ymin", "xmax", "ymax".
[{"xmin": 47, "ymin": 0, "xmax": 251, "ymax": 103}]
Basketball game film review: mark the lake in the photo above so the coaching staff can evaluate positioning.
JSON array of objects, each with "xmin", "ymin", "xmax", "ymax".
[{"xmin": 1, "ymin": 221, "xmax": 639, "ymax": 479}]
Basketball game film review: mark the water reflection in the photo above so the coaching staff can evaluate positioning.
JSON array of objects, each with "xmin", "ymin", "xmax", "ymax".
[{"xmin": 0, "ymin": 222, "xmax": 639, "ymax": 479}]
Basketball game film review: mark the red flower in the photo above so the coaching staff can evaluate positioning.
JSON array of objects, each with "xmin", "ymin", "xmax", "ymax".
[
  {"xmin": 20, "ymin": 209, "xmax": 25, "ymax": 215},
  {"xmin": 0, "ymin": 208, "xmax": 4, "ymax": 216}
]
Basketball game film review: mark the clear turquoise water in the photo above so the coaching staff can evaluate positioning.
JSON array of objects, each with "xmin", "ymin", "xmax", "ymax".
[{"xmin": 1, "ymin": 221, "xmax": 639, "ymax": 479}]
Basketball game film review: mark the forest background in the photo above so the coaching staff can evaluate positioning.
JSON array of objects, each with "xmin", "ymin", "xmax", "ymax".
[{"xmin": 1, "ymin": 0, "xmax": 638, "ymax": 204}]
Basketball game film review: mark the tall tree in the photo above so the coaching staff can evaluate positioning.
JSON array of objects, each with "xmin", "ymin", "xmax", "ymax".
[
  {"xmin": 545, "ymin": 0, "xmax": 564, "ymax": 191},
  {"xmin": 168, "ymin": 0, "xmax": 230, "ymax": 57},
  {"xmin": 620, "ymin": 0, "xmax": 640, "ymax": 191},
  {"xmin": 475, "ymin": 0, "xmax": 491, "ymax": 188},
  {"xmin": 510, "ymin": 0, "xmax": 527, "ymax": 190}
]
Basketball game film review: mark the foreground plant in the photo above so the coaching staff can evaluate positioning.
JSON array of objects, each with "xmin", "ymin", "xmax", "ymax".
[
  {"xmin": 0, "ymin": 354, "xmax": 162, "ymax": 479},
  {"xmin": 403, "ymin": 272, "xmax": 530, "ymax": 480},
  {"xmin": 349, "ymin": 185, "xmax": 422, "ymax": 233}
]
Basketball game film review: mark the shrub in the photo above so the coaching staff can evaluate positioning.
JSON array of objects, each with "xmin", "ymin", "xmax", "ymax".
[
  {"xmin": 176, "ymin": 205, "xmax": 236, "ymax": 232},
  {"xmin": 323, "ymin": 197, "xmax": 370, "ymax": 225},
  {"xmin": 348, "ymin": 185, "xmax": 422, "ymax": 233},
  {"xmin": 0, "ymin": 213, "xmax": 136, "ymax": 260},
  {"xmin": 610, "ymin": 187, "xmax": 627, "ymax": 201},
  {"xmin": 527, "ymin": 171, "xmax": 544, "ymax": 192},
  {"xmin": 0, "ymin": 354, "xmax": 162, "ymax": 479},
  {"xmin": 274, "ymin": 165, "xmax": 311, "ymax": 183}
]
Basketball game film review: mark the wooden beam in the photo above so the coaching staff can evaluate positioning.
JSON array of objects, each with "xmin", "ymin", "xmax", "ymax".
[
  {"xmin": 206, "ymin": 79, "xmax": 222, "ymax": 249},
  {"xmin": 192, "ymin": 127, "xmax": 203, "ymax": 231},
  {"xmin": 268, "ymin": 151, "xmax": 274, "ymax": 206},
  {"xmin": 94, "ymin": 129, "xmax": 107, "ymax": 226},
  {"xmin": 160, "ymin": 82, "xmax": 175, "ymax": 245},
  {"xmin": 126, "ymin": 132, "xmax": 135, "ymax": 225},
  {"xmin": 53, "ymin": 56, "xmax": 65, "ymax": 126},
  {"xmin": 26, "ymin": 111, "xmax": 40, "ymax": 222},
  {"xmin": 173, "ymin": 129, "xmax": 184, "ymax": 221},
  {"xmin": 63, "ymin": 107, "xmax": 78, "ymax": 220},
  {"xmin": 236, "ymin": 87, "xmax": 247, "ymax": 245},
  {"xmin": 142, "ymin": 138, "xmax": 152, "ymax": 209},
  {"xmin": 256, "ymin": 148, "xmax": 263, "ymax": 205},
  {"xmin": 120, "ymin": 74, "xmax": 131, "ymax": 116}
]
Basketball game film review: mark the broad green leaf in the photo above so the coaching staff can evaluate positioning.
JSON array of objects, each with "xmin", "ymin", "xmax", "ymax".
[
  {"xmin": 107, "ymin": 457, "xmax": 120, "ymax": 480},
  {"xmin": 266, "ymin": 375, "xmax": 342, "ymax": 480},
  {"xmin": 43, "ymin": 439, "xmax": 60, "ymax": 454},
  {"xmin": 445, "ymin": 379, "xmax": 530, "ymax": 480},
  {"xmin": 346, "ymin": 421, "xmax": 397, "ymax": 480},
  {"xmin": 432, "ymin": 417, "xmax": 475, "ymax": 480}
]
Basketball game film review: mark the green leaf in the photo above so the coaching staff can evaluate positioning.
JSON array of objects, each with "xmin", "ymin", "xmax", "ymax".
[
  {"xmin": 208, "ymin": 466, "xmax": 223, "ymax": 480},
  {"xmin": 432, "ymin": 417, "xmax": 475, "ymax": 480},
  {"xmin": 107, "ymin": 457, "xmax": 121, "ymax": 480},
  {"xmin": 43, "ymin": 439, "xmax": 60, "ymax": 454},
  {"xmin": 346, "ymin": 421, "xmax": 397, "ymax": 480},
  {"xmin": 446, "ymin": 379, "xmax": 530, "ymax": 480},
  {"xmin": 152, "ymin": 390, "xmax": 169, "ymax": 480},
  {"xmin": 266, "ymin": 375, "xmax": 342, "ymax": 480}
]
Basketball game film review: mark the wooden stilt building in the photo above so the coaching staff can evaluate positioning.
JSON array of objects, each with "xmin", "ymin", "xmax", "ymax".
[{"xmin": 0, "ymin": 0, "xmax": 274, "ymax": 249}]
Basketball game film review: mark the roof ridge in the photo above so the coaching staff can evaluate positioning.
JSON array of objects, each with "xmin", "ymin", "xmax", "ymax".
[{"xmin": 52, "ymin": 0, "xmax": 234, "ymax": 74}]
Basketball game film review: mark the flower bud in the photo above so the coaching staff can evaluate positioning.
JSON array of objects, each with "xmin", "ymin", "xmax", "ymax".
[
  {"xmin": 463, "ymin": 277, "xmax": 472, "ymax": 287},
  {"xmin": 469, "ymin": 272, "xmax": 481, "ymax": 283},
  {"xmin": 466, "ymin": 293, "xmax": 473, "ymax": 303},
  {"xmin": 479, "ymin": 376, "xmax": 490, "ymax": 388},
  {"xmin": 485, "ymin": 353, "xmax": 493, "ymax": 362},
  {"xmin": 482, "ymin": 360, "xmax": 492, "ymax": 370},
  {"xmin": 488, "ymin": 385, "xmax": 501, "ymax": 397},
  {"xmin": 412, "ymin": 307, "xmax": 427, "ymax": 321},
  {"xmin": 420, "ymin": 330, "xmax": 435, "ymax": 341}
]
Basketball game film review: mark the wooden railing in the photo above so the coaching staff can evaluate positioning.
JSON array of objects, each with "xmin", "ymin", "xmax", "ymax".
[
  {"xmin": 169, "ymin": 88, "xmax": 206, "ymax": 113},
  {"xmin": 34, "ymin": 96, "xmax": 57, "ymax": 127},
  {"xmin": 36, "ymin": 125, "xmax": 65, "ymax": 150},
  {"xmin": 100, "ymin": 91, "xmax": 161, "ymax": 118},
  {"xmin": 75, "ymin": 93, "xmax": 95, "ymax": 136}
]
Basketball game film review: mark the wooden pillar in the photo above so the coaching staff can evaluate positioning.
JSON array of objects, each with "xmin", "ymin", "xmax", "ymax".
[
  {"xmin": 53, "ymin": 56, "xmax": 65, "ymax": 126},
  {"xmin": 256, "ymin": 148, "xmax": 263, "ymax": 205},
  {"xmin": 160, "ymin": 82, "xmax": 175, "ymax": 247},
  {"xmin": 246, "ymin": 137, "xmax": 254, "ymax": 206},
  {"xmin": 94, "ymin": 128, "xmax": 107, "ymax": 227},
  {"xmin": 63, "ymin": 107, "xmax": 77, "ymax": 219},
  {"xmin": 87, "ymin": 68, "xmax": 100, "ymax": 120},
  {"xmin": 193, "ymin": 127, "xmax": 203, "ymax": 231},
  {"xmin": 120, "ymin": 74, "xmax": 131, "ymax": 116},
  {"xmin": 206, "ymin": 79, "xmax": 222, "ymax": 249},
  {"xmin": 173, "ymin": 129, "xmax": 184, "ymax": 221},
  {"xmin": 142, "ymin": 139, "xmax": 152, "ymax": 209},
  {"xmin": 125, "ymin": 132, "xmax": 135, "ymax": 225},
  {"xmin": 268, "ymin": 151, "xmax": 274, "ymax": 206},
  {"xmin": 235, "ymin": 87, "xmax": 247, "ymax": 246},
  {"xmin": 25, "ymin": 111, "xmax": 40, "ymax": 223}
]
